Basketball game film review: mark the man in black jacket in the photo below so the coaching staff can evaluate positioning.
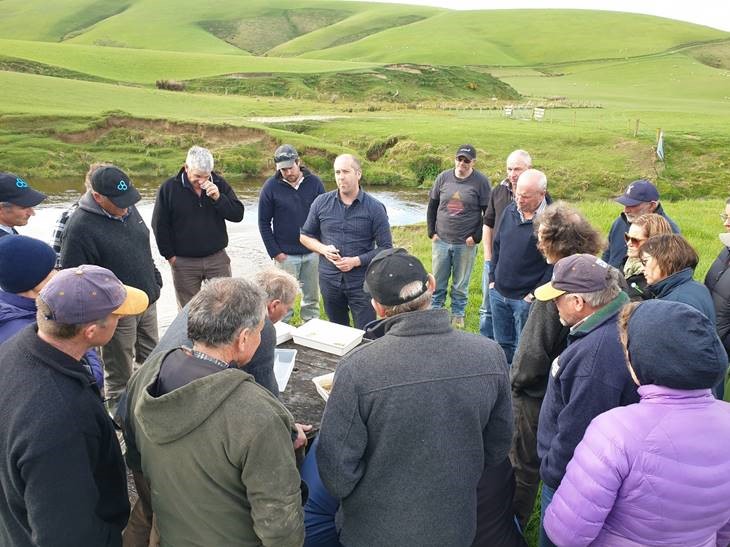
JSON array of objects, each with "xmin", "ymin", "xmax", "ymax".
[
  {"xmin": 152, "ymin": 145, "xmax": 245, "ymax": 307},
  {"xmin": 61, "ymin": 164, "xmax": 162, "ymax": 416},
  {"xmin": 0, "ymin": 265, "xmax": 148, "ymax": 547}
]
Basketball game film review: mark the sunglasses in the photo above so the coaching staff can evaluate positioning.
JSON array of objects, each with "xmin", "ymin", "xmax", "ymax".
[
  {"xmin": 624, "ymin": 233, "xmax": 646, "ymax": 245},
  {"xmin": 721, "ymin": 213, "xmax": 729, "ymax": 222},
  {"xmin": 455, "ymin": 157, "xmax": 472, "ymax": 164}
]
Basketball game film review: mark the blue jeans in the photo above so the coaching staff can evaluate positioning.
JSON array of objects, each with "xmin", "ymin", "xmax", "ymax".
[
  {"xmin": 320, "ymin": 274, "xmax": 375, "ymax": 330},
  {"xmin": 489, "ymin": 288, "xmax": 531, "ymax": 364},
  {"xmin": 278, "ymin": 252, "xmax": 320, "ymax": 322},
  {"xmin": 430, "ymin": 238, "xmax": 477, "ymax": 318},
  {"xmin": 539, "ymin": 483, "xmax": 557, "ymax": 547},
  {"xmin": 479, "ymin": 260, "xmax": 494, "ymax": 338}
]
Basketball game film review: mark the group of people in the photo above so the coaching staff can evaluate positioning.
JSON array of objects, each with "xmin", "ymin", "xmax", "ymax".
[{"xmin": 0, "ymin": 140, "xmax": 729, "ymax": 547}]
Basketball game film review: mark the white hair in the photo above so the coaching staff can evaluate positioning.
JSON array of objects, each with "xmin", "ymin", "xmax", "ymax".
[
  {"xmin": 507, "ymin": 149, "xmax": 532, "ymax": 168},
  {"xmin": 186, "ymin": 146, "xmax": 214, "ymax": 172}
]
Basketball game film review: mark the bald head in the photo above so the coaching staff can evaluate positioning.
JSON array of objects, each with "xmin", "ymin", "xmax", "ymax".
[{"xmin": 515, "ymin": 169, "xmax": 547, "ymax": 216}]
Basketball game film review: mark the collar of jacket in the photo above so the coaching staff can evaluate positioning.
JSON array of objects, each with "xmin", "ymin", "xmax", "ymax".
[
  {"xmin": 378, "ymin": 308, "xmax": 451, "ymax": 337},
  {"xmin": 648, "ymin": 268, "xmax": 694, "ymax": 298},
  {"xmin": 638, "ymin": 383, "xmax": 714, "ymax": 403},
  {"xmin": 22, "ymin": 324, "xmax": 97, "ymax": 387},
  {"xmin": 569, "ymin": 291, "xmax": 629, "ymax": 340}
]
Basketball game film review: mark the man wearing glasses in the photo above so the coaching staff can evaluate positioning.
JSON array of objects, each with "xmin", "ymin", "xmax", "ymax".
[
  {"xmin": 427, "ymin": 144, "xmax": 491, "ymax": 328},
  {"xmin": 602, "ymin": 179, "xmax": 679, "ymax": 268},
  {"xmin": 152, "ymin": 146, "xmax": 245, "ymax": 308}
]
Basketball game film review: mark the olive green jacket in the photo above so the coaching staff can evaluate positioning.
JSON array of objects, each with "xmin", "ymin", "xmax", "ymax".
[{"xmin": 125, "ymin": 351, "xmax": 304, "ymax": 547}]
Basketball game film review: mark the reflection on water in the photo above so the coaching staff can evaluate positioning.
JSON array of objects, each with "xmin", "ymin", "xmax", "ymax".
[{"xmin": 20, "ymin": 182, "xmax": 428, "ymax": 332}]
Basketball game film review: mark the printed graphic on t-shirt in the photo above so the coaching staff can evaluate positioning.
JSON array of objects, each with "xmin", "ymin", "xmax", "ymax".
[{"xmin": 446, "ymin": 191, "xmax": 465, "ymax": 216}]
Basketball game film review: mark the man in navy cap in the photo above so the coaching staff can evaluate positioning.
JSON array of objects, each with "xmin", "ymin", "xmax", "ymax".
[
  {"xmin": 0, "ymin": 264, "xmax": 148, "ymax": 547},
  {"xmin": 0, "ymin": 172, "xmax": 46, "ymax": 237},
  {"xmin": 61, "ymin": 164, "xmax": 162, "ymax": 417},
  {"xmin": 602, "ymin": 179, "xmax": 679, "ymax": 268}
]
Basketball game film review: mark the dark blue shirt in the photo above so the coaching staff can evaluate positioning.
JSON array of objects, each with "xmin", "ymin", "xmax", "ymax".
[
  {"xmin": 258, "ymin": 168, "xmax": 325, "ymax": 258},
  {"xmin": 301, "ymin": 189, "xmax": 392, "ymax": 282}
]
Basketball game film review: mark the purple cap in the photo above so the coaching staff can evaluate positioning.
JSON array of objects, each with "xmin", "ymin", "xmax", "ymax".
[
  {"xmin": 39, "ymin": 265, "xmax": 148, "ymax": 324},
  {"xmin": 0, "ymin": 172, "xmax": 46, "ymax": 207},
  {"xmin": 535, "ymin": 254, "xmax": 611, "ymax": 301},
  {"xmin": 615, "ymin": 179, "xmax": 659, "ymax": 206}
]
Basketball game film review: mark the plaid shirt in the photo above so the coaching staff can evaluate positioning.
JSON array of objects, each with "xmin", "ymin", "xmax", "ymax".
[{"xmin": 51, "ymin": 202, "xmax": 79, "ymax": 268}]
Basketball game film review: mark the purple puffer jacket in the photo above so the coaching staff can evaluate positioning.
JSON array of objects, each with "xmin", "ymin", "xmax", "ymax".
[{"xmin": 545, "ymin": 385, "xmax": 730, "ymax": 547}]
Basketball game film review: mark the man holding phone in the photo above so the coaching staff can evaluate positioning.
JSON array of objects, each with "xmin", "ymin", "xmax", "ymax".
[
  {"xmin": 152, "ymin": 145, "xmax": 245, "ymax": 307},
  {"xmin": 300, "ymin": 154, "xmax": 392, "ymax": 328}
]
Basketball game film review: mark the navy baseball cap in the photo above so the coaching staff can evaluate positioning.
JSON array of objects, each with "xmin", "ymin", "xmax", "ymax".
[
  {"xmin": 91, "ymin": 166, "xmax": 140, "ymax": 208},
  {"xmin": 615, "ymin": 179, "xmax": 659, "ymax": 207},
  {"xmin": 0, "ymin": 172, "xmax": 46, "ymax": 207},
  {"xmin": 455, "ymin": 144, "xmax": 477, "ymax": 161}
]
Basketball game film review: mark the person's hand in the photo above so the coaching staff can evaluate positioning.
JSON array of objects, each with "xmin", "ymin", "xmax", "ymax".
[
  {"xmin": 322, "ymin": 245, "xmax": 341, "ymax": 263},
  {"xmin": 333, "ymin": 256, "xmax": 360, "ymax": 272},
  {"xmin": 524, "ymin": 293, "xmax": 534, "ymax": 303},
  {"xmin": 465, "ymin": 236, "xmax": 475, "ymax": 246},
  {"xmin": 293, "ymin": 423, "xmax": 313, "ymax": 450},
  {"xmin": 489, "ymin": 281, "xmax": 495, "ymax": 289},
  {"xmin": 274, "ymin": 253, "xmax": 287, "ymax": 263},
  {"xmin": 200, "ymin": 179, "xmax": 220, "ymax": 201},
  {"xmin": 168, "ymin": 256, "xmax": 177, "ymax": 266},
  {"xmin": 431, "ymin": 234, "xmax": 440, "ymax": 241}
]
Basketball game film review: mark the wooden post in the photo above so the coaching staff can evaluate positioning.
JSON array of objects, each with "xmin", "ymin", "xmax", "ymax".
[
  {"xmin": 634, "ymin": 119, "xmax": 640, "ymax": 137},
  {"xmin": 573, "ymin": 110, "xmax": 576, "ymax": 126}
]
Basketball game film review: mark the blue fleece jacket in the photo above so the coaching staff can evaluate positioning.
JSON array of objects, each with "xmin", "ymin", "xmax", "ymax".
[
  {"xmin": 649, "ymin": 268, "xmax": 716, "ymax": 323},
  {"xmin": 490, "ymin": 202, "xmax": 552, "ymax": 299},
  {"xmin": 602, "ymin": 204, "xmax": 680, "ymax": 268},
  {"xmin": 258, "ymin": 168, "xmax": 325, "ymax": 258},
  {"xmin": 537, "ymin": 291, "xmax": 639, "ymax": 490}
]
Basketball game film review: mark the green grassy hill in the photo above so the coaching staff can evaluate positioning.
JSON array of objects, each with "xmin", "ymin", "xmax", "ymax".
[{"xmin": 1, "ymin": 0, "xmax": 729, "ymax": 201}]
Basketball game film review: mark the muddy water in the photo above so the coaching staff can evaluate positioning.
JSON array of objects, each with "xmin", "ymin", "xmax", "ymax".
[{"xmin": 21, "ymin": 185, "xmax": 427, "ymax": 333}]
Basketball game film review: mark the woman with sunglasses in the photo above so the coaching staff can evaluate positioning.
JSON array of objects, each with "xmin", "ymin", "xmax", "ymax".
[
  {"xmin": 622, "ymin": 213, "xmax": 672, "ymax": 301},
  {"xmin": 704, "ymin": 198, "xmax": 730, "ymax": 399},
  {"xmin": 640, "ymin": 234, "xmax": 715, "ymax": 323}
]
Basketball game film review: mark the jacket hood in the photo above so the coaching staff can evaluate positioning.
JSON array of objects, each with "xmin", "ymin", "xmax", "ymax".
[
  {"xmin": 0, "ymin": 291, "xmax": 36, "ymax": 323},
  {"xmin": 135, "ymin": 357, "xmax": 253, "ymax": 444},
  {"xmin": 78, "ymin": 191, "xmax": 109, "ymax": 217}
]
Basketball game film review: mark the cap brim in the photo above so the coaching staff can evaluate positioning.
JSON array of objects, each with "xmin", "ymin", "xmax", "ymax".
[
  {"xmin": 113, "ymin": 285, "xmax": 149, "ymax": 316},
  {"xmin": 10, "ymin": 188, "xmax": 47, "ymax": 207},
  {"xmin": 108, "ymin": 186, "xmax": 141, "ymax": 208},
  {"xmin": 534, "ymin": 282, "xmax": 566, "ymax": 301},
  {"xmin": 276, "ymin": 160, "xmax": 296, "ymax": 170},
  {"xmin": 614, "ymin": 195, "xmax": 644, "ymax": 206}
]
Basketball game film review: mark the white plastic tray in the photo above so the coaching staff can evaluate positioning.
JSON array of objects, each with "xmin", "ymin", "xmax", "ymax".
[
  {"xmin": 292, "ymin": 318, "xmax": 364, "ymax": 356},
  {"xmin": 312, "ymin": 372, "xmax": 335, "ymax": 401},
  {"xmin": 274, "ymin": 321, "xmax": 297, "ymax": 345}
]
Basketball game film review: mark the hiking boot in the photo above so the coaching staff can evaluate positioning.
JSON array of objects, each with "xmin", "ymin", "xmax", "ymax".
[{"xmin": 451, "ymin": 316, "xmax": 465, "ymax": 329}]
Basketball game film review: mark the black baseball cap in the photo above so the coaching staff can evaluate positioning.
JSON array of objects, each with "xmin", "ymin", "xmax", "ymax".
[
  {"xmin": 364, "ymin": 248, "xmax": 429, "ymax": 306},
  {"xmin": 0, "ymin": 172, "xmax": 46, "ymax": 207},
  {"xmin": 91, "ymin": 166, "xmax": 140, "ymax": 208},
  {"xmin": 455, "ymin": 144, "xmax": 477, "ymax": 161}
]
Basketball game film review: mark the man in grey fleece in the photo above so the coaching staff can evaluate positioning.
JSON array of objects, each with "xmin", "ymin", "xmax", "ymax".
[{"xmin": 317, "ymin": 248, "xmax": 514, "ymax": 547}]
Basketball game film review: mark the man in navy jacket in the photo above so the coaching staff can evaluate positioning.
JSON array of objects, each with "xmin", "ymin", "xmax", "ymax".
[
  {"xmin": 534, "ymin": 254, "xmax": 638, "ymax": 547},
  {"xmin": 258, "ymin": 145, "xmax": 325, "ymax": 322}
]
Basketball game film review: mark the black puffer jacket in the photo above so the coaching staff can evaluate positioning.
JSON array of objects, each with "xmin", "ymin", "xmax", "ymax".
[{"xmin": 705, "ymin": 246, "xmax": 730, "ymax": 354}]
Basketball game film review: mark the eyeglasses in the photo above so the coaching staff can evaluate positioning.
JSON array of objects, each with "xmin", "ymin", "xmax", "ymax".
[
  {"xmin": 721, "ymin": 213, "xmax": 729, "ymax": 222},
  {"xmin": 624, "ymin": 233, "xmax": 646, "ymax": 245},
  {"xmin": 640, "ymin": 255, "xmax": 651, "ymax": 267},
  {"xmin": 455, "ymin": 157, "xmax": 472, "ymax": 164}
]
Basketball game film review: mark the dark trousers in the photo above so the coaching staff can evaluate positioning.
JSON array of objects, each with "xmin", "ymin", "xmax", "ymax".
[
  {"xmin": 320, "ymin": 274, "xmax": 375, "ymax": 329},
  {"xmin": 509, "ymin": 392, "xmax": 543, "ymax": 529},
  {"xmin": 472, "ymin": 458, "xmax": 527, "ymax": 547},
  {"xmin": 171, "ymin": 249, "xmax": 231, "ymax": 308}
]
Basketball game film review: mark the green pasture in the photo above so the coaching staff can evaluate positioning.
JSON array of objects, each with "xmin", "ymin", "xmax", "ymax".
[
  {"xmin": 301, "ymin": 10, "xmax": 729, "ymax": 65},
  {"xmin": 0, "ymin": 39, "xmax": 379, "ymax": 84}
]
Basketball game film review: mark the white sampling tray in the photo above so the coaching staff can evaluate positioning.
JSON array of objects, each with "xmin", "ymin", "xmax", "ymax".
[
  {"xmin": 292, "ymin": 318, "xmax": 365, "ymax": 356},
  {"xmin": 312, "ymin": 372, "xmax": 335, "ymax": 401},
  {"xmin": 273, "ymin": 348, "xmax": 297, "ymax": 392},
  {"xmin": 274, "ymin": 321, "xmax": 297, "ymax": 345}
]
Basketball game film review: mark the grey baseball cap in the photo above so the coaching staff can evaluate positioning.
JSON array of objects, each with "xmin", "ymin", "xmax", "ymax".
[{"xmin": 274, "ymin": 145, "xmax": 299, "ymax": 170}]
